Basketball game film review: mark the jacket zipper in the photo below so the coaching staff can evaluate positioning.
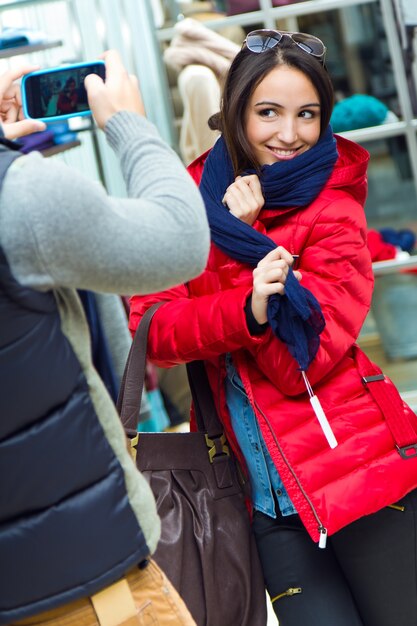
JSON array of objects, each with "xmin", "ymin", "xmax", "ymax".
[
  {"xmin": 271, "ymin": 587, "xmax": 302, "ymax": 604},
  {"xmin": 253, "ymin": 398, "xmax": 328, "ymax": 548},
  {"xmin": 219, "ymin": 357, "xmax": 328, "ymax": 546}
]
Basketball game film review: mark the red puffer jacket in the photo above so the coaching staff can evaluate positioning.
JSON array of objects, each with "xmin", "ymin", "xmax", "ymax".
[{"xmin": 129, "ymin": 135, "xmax": 417, "ymax": 544}]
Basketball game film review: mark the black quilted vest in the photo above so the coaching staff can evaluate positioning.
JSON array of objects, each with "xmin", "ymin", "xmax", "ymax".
[{"xmin": 0, "ymin": 142, "xmax": 149, "ymax": 625}]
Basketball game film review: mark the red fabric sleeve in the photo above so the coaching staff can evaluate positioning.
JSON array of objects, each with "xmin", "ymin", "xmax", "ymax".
[{"xmin": 128, "ymin": 281, "xmax": 265, "ymax": 368}]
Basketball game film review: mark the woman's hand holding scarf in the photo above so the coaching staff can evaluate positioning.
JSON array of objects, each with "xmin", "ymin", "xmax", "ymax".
[
  {"xmin": 252, "ymin": 246, "xmax": 302, "ymax": 324},
  {"xmin": 222, "ymin": 174, "xmax": 264, "ymax": 225}
]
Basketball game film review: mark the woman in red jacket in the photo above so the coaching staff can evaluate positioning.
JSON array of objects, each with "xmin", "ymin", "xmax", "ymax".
[{"xmin": 130, "ymin": 31, "xmax": 417, "ymax": 626}]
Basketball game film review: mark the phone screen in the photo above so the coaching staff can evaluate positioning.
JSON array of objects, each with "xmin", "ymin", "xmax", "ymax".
[{"xmin": 23, "ymin": 62, "xmax": 105, "ymax": 120}]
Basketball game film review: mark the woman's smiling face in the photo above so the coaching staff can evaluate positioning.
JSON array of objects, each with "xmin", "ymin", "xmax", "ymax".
[{"xmin": 245, "ymin": 64, "xmax": 321, "ymax": 166}]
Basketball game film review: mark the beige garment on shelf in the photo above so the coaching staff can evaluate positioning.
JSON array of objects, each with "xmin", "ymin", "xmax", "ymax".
[
  {"xmin": 163, "ymin": 17, "xmax": 240, "ymax": 80},
  {"xmin": 164, "ymin": 18, "xmax": 240, "ymax": 163},
  {"xmin": 178, "ymin": 64, "xmax": 221, "ymax": 164}
]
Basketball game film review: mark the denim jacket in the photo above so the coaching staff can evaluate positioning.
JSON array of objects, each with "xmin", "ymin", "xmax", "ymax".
[{"xmin": 225, "ymin": 354, "xmax": 296, "ymax": 517}]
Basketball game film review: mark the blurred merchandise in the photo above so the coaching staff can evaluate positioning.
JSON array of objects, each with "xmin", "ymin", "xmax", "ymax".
[
  {"xmin": 0, "ymin": 26, "xmax": 48, "ymax": 49},
  {"xmin": 46, "ymin": 120, "xmax": 78, "ymax": 145},
  {"xmin": 331, "ymin": 94, "xmax": 389, "ymax": 132},
  {"xmin": 225, "ymin": 0, "xmax": 300, "ymax": 15}
]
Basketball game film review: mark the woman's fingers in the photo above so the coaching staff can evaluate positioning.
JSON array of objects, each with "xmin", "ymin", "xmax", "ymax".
[
  {"xmin": 250, "ymin": 247, "xmax": 303, "ymax": 324},
  {"xmin": 257, "ymin": 246, "xmax": 294, "ymax": 268},
  {"xmin": 246, "ymin": 174, "xmax": 264, "ymax": 208},
  {"xmin": 253, "ymin": 262, "xmax": 288, "ymax": 293},
  {"xmin": 222, "ymin": 174, "xmax": 265, "ymax": 225},
  {"xmin": 223, "ymin": 178, "xmax": 259, "ymax": 210},
  {"xmin": 253, "ymin": 249, "xmax": 301, "ymax": 293}
]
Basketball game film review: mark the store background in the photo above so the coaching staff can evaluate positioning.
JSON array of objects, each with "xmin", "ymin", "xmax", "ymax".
[
  {"xmin": 1, "ymin": 4, "xmax": 417, "ymax": 620},
  {"xmin": 1, "ymin": 0, "xmax": 417, "ymax": 434},
  {"xmin": 2, "ymin": 0, "xmax": 416, "ymax": 221}
]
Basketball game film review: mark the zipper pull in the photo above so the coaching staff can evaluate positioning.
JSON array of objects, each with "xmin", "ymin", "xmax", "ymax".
[
  {"xmin": 270, "ymin": 587, "xmax": 302, "ymax": 603},
  {"xmin": 310, "ymin": 395, "xmax": 338, "ymax": 449},
  {"xmin": 302, "ymin": 372, "xmax": 338, "ymax": 449},
  {"xmin": 286, "ymin": 587, "xmax": 302, "ymax": 596},
  {"xmin": 387, "ymin": 503, "xmax": 405, "ymax": 512},
  {"xmin": 318, "ymin": 526, "xmax": 328, "ymax": 549}
]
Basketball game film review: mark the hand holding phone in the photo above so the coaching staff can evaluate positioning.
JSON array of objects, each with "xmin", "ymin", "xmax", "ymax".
[
  {"xmin": 21, "ymin": 60, "xmax": 106, "ymax": 123},
  {"xmin": 0, "ymin": 66, "xmax": 46, "ymax": 139},
  {"xmin": 84, "ymin": 50, "xmax": 145, "ymax": 129}
]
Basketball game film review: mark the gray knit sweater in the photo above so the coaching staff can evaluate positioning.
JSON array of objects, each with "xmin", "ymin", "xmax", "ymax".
[
  {"xmin": 0, "ymin": 111, "xmax": 209, "ymax": 294},
  {"xmin": 0, "ymin": 111, "xmax": 210, "ymax": 555}
]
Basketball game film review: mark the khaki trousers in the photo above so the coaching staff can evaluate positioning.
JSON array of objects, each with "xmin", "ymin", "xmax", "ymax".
[{"xmin": 11, "ymin": 560, "xmax": 196, "ymax": 626}]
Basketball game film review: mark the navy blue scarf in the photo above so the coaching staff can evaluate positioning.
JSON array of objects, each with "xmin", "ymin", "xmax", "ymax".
[{"xmin": 199, "ymin": 125, "xmax": 338, "ymax": 371}]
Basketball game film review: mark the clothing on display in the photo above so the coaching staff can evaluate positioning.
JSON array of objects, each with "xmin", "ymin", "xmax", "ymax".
[{"xmin": 163, "ymin": 17, "xmax": 240, "ymax": 163}]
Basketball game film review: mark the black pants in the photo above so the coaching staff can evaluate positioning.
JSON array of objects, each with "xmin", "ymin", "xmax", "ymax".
[{"xmin": 252, "ymin": 488, "xmax": 417, "ymax": 626}]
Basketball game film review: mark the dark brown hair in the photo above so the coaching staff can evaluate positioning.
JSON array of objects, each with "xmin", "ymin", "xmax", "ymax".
[{"xmin": 209, "ymin": 38, "xmax": 334, "ymax": 176}]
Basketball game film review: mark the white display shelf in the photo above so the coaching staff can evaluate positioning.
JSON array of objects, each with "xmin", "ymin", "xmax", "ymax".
[{"xmin": 0, "ymin": 40, "xmax": 62, "ymax": 59}]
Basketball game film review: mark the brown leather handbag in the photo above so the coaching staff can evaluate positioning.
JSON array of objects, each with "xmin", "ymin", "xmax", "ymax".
[{"xmin": 117, "ymin": 304, "xmax": 267, "ymax": 626}]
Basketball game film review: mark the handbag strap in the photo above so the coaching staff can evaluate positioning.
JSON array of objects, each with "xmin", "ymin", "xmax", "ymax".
[
  {"xmin": 186, "ymin": 360, "xmax": 226, "ymax": 438},
  {"xmin": 353, "ymin": 345, "xmax": 417, "ymax": 457},
  {"xmin": 117, "ymin": 302, "xmax": 164, "ymax": 436},
  {"xmin": 117, "ymin": 302, "xmax": 225, "ymax": 438}
]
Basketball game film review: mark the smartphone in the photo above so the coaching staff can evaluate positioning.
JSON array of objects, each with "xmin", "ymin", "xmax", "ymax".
[{"xmin": 21, "ymin": 60, "xmax": 106, "ymax": 123}]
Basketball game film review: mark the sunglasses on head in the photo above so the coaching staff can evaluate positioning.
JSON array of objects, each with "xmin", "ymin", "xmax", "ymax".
[{"xmin": 244, "ymin": 29, "xmax": 327, "ymax": 65}]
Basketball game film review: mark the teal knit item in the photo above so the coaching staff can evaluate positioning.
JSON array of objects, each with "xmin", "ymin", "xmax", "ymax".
[{"xmin": 330, "ymin": 94, "xmax": 388, "ymax": 132}]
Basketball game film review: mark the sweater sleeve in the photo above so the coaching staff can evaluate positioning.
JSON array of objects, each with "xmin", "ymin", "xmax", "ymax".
[{"xmin": 0, "ymin": 112, "xmax": 209, "ymax": 295}]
